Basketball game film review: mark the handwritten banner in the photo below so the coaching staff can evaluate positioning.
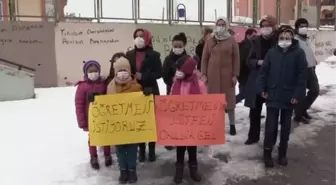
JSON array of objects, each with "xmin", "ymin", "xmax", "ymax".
[
  {"xmin": 155, "ymin": 94, "xmax": 226, "ymax": 146},
  {"xmin": 88, "ymin": 92, "xmax": 157, "ymax": 146}
]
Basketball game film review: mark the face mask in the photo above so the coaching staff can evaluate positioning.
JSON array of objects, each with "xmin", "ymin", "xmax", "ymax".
[
  {"xmin": 87, "ymin": 72, "xmax": 99, "ymax": 81},
  {"xmin": 175, "ymin": 70, "xmax": 185, "ymax": 79},
  {"xmin": 116, "ymin": 71, "xmax": 130, "ymax": 81},
  {"xmin": 278, "ymin": 40, "xmax": 292, "ymax": 48},
  {"xmin": 298, "ymin": 27, "xmax": 308, "ymax": 35},
  {"xmin": 172, "ymin": 48, "xmax": 184, "ymax": 55},
  {"xmin": 215, "ymin": 26, "xmax": 226, "ymax": 33},
  {"xmin": 134, "ymin": 37, "xmax": 145, "ymax": 48},
  {"xmin": 260, "ymin": 27, "xmax": 273, "ymax": 36}
]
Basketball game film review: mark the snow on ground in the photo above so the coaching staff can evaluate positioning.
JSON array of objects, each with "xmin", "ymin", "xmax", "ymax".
[{"xmin": 0, "ymin": 60, "xmax": 335, "ymax": 185}]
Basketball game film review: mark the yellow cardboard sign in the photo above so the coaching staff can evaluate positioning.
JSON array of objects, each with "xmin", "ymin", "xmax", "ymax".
[{"xmin": 88, "ymin": 92, "xmax": 157, "ymax": 146}]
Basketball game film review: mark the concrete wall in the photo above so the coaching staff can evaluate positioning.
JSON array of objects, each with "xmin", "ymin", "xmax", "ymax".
[
  {"xmin": 16, "ymin": 0, "xmax": 43, "ymax": 21},
  {"xmin": 0, "ymin": 63, "xmax": 35, "ymax": 101}
]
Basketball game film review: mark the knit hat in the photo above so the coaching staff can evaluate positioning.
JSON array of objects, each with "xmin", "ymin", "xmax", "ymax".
[
  {"xmin": 260, "ymin": 15, "xmax": 277, "ymax": 27},
  {"xmin": 176, "ymin": 55, "xmax": 197, "ymax": 76},
  {"xmin": 294, "ymin": 18, "xmax": 309, "ymax": 29},
  {"xmin": 113, "ymin": 57, "xmax": 131, "ymax": 75},
  {"xmin": 83, "ymin": 60, "xmax": 100, "ymax": 75},
  {"xmin": 173, "ymin": 32, "xmax": 187, "ymax": 45}
]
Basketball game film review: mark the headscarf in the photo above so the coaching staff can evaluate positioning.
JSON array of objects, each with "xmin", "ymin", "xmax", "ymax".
[
  {"xmin": 133, "ymin": 28, "xmax": 153, "ymax": 48},
  {"xmin": 83, "ymin": 60, "xmax": 100, "ymax": 76},
  {"xmin": 212, "ymin": 17, "xmax": 231, "ymax": 41}
]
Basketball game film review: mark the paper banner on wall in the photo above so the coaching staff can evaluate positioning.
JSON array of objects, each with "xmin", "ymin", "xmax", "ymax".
[
  {"xmin": 155, "ymin": 94, "xmax": 226, "ymax": 146},
  {"xmin": 89, "ymin": 92, "xmax": 157, "ymax": 146}
]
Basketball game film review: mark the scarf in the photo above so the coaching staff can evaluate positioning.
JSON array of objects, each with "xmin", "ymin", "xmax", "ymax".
[{"xmin": 171, "ymin": 73, "xmax": 200, "ymax": 95}]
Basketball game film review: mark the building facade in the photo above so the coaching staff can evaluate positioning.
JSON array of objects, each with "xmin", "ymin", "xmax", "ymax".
[{"xmin": 0, "ymin": 0, "xmax": 67, "ymax": 21}]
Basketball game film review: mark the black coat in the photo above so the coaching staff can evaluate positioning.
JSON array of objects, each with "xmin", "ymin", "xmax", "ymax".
[
  {"xmin": 244, "ymin": 35, "xmax": 277, "ymax": 108},
  {"xmin": 256, "ymin": 40, "xmax": 307, "ymax": 109},
  {"xmin": 126, "ymin": 47, "xmax": 163, "ymax": 95},
  {"xmin": 238, "ymin": 39, "xmax": 252, "ymax": 85},
  {"xmin": 195, "ymin": 42, "xmax": 204, "ymax": 71},
  {"xmin": 162, "ymin": 51, "xmax": 187, "ymax": 94}
]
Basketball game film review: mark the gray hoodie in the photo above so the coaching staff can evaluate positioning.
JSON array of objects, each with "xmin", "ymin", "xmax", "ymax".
[{"xmin": 295, "ymin": 35, "xmax": 319, "ymax": 68}]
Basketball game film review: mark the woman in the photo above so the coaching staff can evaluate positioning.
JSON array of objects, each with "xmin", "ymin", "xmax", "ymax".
[
  {"xmin": 256, "ymin": 25, "xmax": 307, "ymax": 168},
  {"xmin": 201, "ymin": 17, "xmax": 240, "ymax": 136},
  {"xmin": 195, "ymin": 27, "xmax": 212, "ymax": 71},
  {"xmin": 105, "ymin": 52, "xmax": 126, "ymax": 85},
  {"xmin": 126, "ymin": 28, "xmax": 162, "ymax": 162}
]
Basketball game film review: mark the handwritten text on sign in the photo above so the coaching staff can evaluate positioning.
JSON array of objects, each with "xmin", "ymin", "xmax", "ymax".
[
  {"xmin": 89, "ymin": 92, "xmax": 157, "ymax": 146},
  {"xmin": 155, "ymin": 94, "xmax": 226, "ymax": 146}
]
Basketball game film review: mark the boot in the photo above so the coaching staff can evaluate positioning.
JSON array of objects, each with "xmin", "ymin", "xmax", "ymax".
[
  {"xmin": 104, "ymin": 155, "xmax": 112, "ymax": 167},
  {"xmin": 277, "ymin": 147, "xmax": 288, "ymax": 166},
  {"xmin": 165, "ymin": 146, "xmax": 174, "ymax": 150},
  {"xmin": 138, "ymin": 144, "xmax": 146, "ymax": 162},
  {"xmin": 118, "ymin": 169, "xmax": 128, "ymax": 184},
  {"xmin": 148, "ymin": 143, "xmax": 156, "ymax": 162},
  {"xmin": 230, "ymin": 125, "xmax": 236, "ymax": 136},
  {"xmin": 189, "ymin": 163, "xmax": 201, "ymax": 182},
  {"xmin": 302, "ymin": 111, "xmax": 312, "ymax": 120},
  {"xmin": 244, "ymin": 138, "xmax": 259, "ymax": 145},
  {"xmin": 128, "ymin": 169, "xmax": 138, "ymax": 183},
  {"xmin": 90, "ymin": 156, "xmax": 100, "ymax": 170},
  {"xmin": 173, "ymin": 164, "xmax": 184, "ymax": 184},
  {"xmin": 263, "ymin": 149, "xmax": 274, "ymax": 168}
]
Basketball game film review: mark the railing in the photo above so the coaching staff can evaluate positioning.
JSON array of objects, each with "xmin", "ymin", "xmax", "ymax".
[{"xmin": 0, "ymin": 58, "xmax": 35, "ymax": 73}]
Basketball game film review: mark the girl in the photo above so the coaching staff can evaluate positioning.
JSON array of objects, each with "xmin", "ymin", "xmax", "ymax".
[
  {"xmin": 195, "ymin": 27, "xmax": 213, "ymax": 71},
  {"xmin": 75, "ymin": 60, "xmax": 112, "ymax": 170},
  {"xmin": 105, "ymin": 52, "xmax": 127, "ymax": 85},
  {"xmin": 201, "ymin": 17, "xmax": 240, "ymax": 136},
  {"xmin": 256, "ymin": 25, "xmax": 307, "ymax": 168},
  {"xmin": 126, "ymin": 28, "xmax": 162, "ymax": 162},
  {"xmin": 170, "ymin": 55, "xmax": 206, "ymax": 184},
  {"xmin": 106, "ymin": 57, "xmax": 150, "ymax": 183}
]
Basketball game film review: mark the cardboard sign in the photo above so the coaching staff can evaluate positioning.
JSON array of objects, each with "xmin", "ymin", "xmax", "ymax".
[
  {"xmin": 155, "ymin": 94, "xmax": 226, "ymax": 146},
  {"xmin": 88, "ymin": 92, "xmax": 157, "ymax": 146}
]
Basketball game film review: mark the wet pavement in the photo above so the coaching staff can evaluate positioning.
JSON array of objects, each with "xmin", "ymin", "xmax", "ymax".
[{"xmin": 230, "ymin": 125, "xmax": 335, "ymax": 185}]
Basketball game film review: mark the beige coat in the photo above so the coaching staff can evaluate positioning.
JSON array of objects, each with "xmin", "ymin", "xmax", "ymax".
[{"xmin": 201, "ymin": 36, "xmax": 240, "ymax": 109}]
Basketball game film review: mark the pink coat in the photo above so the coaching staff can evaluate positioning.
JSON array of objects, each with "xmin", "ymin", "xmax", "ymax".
[
  {"xmin": 170, "ymin": 79, "xmax": 207, "ymax": 95},
  {"xmin": 75, "ymin": 78, "xmax": 106, "ymax": 130}
]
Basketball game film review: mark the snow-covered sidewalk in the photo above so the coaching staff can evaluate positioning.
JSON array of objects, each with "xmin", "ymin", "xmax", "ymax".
[{"xmin": 0, "ymin": 61, "xmax": 335, "ymax": 185}]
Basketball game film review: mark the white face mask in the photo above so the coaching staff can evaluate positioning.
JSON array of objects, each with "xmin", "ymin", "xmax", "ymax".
[
  {"xmin": 260, "ymin": 27, "xmax": 273, "ymax": 36},
  {"xmin": 134, "ymin": 37, "xmax": 145, "ymax": 48},
  {"xmin": 87, "ymin": 72, "xmax": 99, "ymax": 81},
  {"xmin": 298, "ymin": 27, "xmax": 308, "ymax": 35},
  {"xmin": 215, "ymin": 26, "xmax": 226, "ymax": 33},
  {"xmin": 116, "ymin": 71, "xmax": 130, "ymax": 81},
  {"xmin": 175, "ymin": 70, "xmax": 185, "ymax": 79},
  {"xmin": 278, "ymin": 40, "xmax": 292, "ymax": 48},
  {"xmin": 172, "ymin": 48, "xmax": 184, "ymax": 55}
]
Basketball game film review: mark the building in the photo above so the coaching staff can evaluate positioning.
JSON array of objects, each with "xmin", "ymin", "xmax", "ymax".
[
  {"xmin": 233, "ymin": 0, "xmax": 318, "ymax": 24},
  {"xmin": 0, "ymin": 0, "xmax": 67, "ymax": 21}
]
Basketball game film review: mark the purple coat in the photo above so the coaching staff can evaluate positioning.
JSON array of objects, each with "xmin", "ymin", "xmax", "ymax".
[{"xmin": 75, "ymin": 77, "xmax": 106, "ymax": 130}]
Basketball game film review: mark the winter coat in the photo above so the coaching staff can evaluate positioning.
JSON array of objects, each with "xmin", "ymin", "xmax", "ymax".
[
  {"xmin": 170, "ymin": 79, "xmax": 207, "ymax": 95},
  {"xmin": 126, "ymin": 47, "xmax": 162, "ymax": 95},
  {"xmin": 201, "ymin": 36, "xmax": 240, "ymax": 110},
  {"xmin": 106, "ymin": 78, "xmax": 142, "ymax": 94},
  {"xmin": 256, "ymin": 39, "xmax": 307, "ymax": 109},
  {"xmin": 195, "ymin": 42, "xmax": 205, "ymax": 71},
  {"xmin": 244, "ymin": 35, "xmax": 277, "ymax": 108},
  {"xmin": 75, "ymin": 77, "xmax": 106, "ymax": 130},
  {"xmin": 295, "ymin": 35, "xmax": 319, "ymax": 68},
  {"xmin": 238, "ymin": 39, "xmax": 252, "ymax": 86},
  {"xmin": 162, "ymin": 51, "xmax": 187, "ymax": 94}
]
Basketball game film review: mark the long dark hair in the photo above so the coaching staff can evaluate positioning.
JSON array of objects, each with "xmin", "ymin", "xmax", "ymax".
[{"xmin": 105, "ymin": 52, "xmax": 126, "ymax": 84}]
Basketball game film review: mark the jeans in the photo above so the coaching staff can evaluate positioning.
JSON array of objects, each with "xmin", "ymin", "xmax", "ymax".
[
  {"xmin": 116, "ymin": 144, "xmax": 138, "ymax": 170},
  {"xmin": 176, "ymin": 146, "xmax": 197, "ymax": 165},
  {"xmin": 247, "ymin": 95, "xmax": 265, "ymax": 141},
  {"xmin": 295, "ymin": 67, "xmax": 320, "ymax": 117},
  {"xmin": 264, "ymin": 107, "xmax": 293, "ymax": 150}
]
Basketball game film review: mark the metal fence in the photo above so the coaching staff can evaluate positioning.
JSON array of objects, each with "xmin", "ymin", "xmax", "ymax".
[{"xmin": 1, "ymin": 0, "xmax": 335, "ymax": 30}]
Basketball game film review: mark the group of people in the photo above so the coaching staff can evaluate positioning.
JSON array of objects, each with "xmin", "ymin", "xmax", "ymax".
[{"xmin": 74, "ymin": 15, "xmax": 323, "ymax": 184}]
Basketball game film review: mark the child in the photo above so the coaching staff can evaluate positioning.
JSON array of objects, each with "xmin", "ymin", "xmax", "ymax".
[
  {"xmin": 170, "ymin": 55, "xmax": 206, "ymax": 184},
  {"xmin": 75, "ymin": 60, "xmax": 112, "ymax": 170},
  {"xmin": 106, "ymin": 57, "xmax": 150, "ymax": 184},
  {"xmin": 256, "ymin": 25, "xmax": 307, "ymax": 168},
  {"xmin": 105, "ymin": 52, "xmax": 127, "ymax": 85}
]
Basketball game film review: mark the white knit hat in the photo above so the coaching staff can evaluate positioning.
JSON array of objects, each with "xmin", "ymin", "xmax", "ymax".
[{"xmin": 113, "ymin": 57, "xmax": 131, "ymax": 75}]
